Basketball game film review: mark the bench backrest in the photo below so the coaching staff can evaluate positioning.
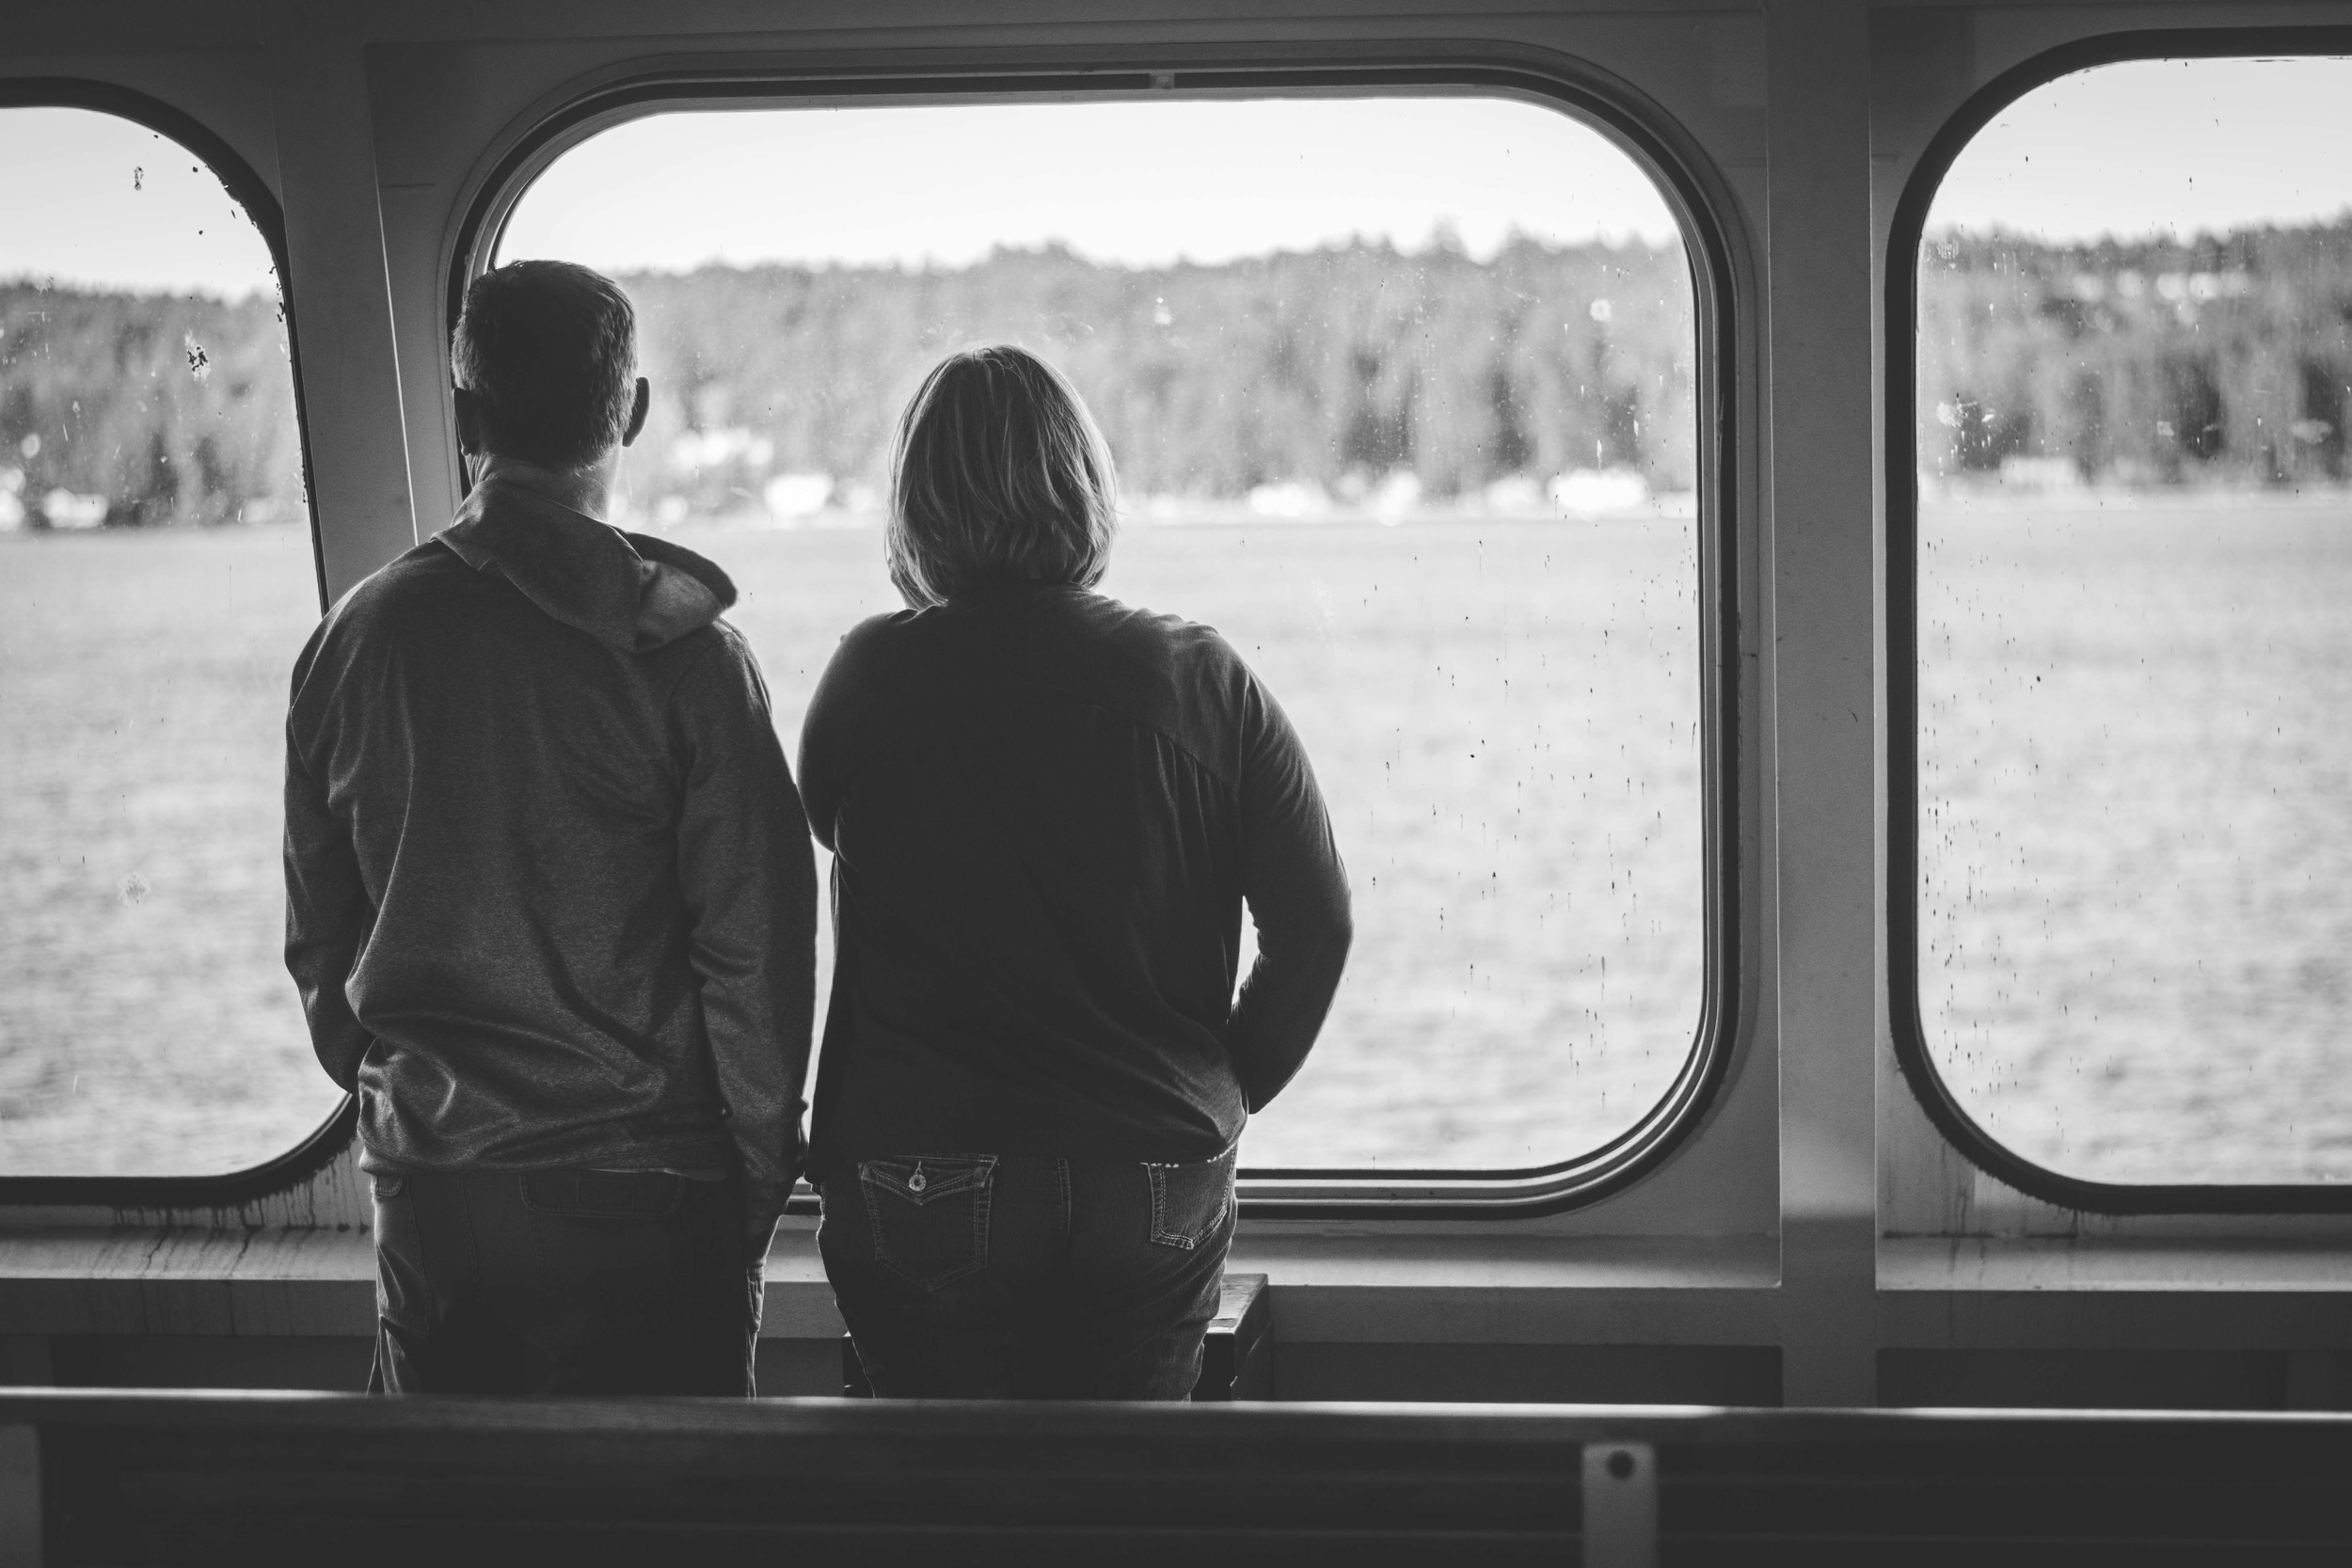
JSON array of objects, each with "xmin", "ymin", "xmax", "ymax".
[{"xmin": 0, "ymin": 1392, "xmax": 2346, "ymax": 1565}]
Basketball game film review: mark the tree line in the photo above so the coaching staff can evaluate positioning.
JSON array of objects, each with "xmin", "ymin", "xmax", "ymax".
[
  {"xmin": 0, "ymin": 283, "xmax": 302, "ymax": 528},
  {"xmin": 615, "ymin": 236, "xmax": 1695, "ymax": 514},
  {"xmin": 1919, "ymin": 221, "xmax": 2352, "ymax": 486},
  {"xmin": 3, "ymin": 220, "xmax": 2348, "ymax": 529}
]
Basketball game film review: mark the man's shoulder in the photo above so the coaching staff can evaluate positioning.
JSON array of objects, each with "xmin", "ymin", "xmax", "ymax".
[
  {"xmin": 655, "ymin": 611, "xmax": 761, "ymax": 679},
  {"xmin": 292, "ymin": 541, "xmax": 467, "ymax": 685},
  {"xmin": 653, "ymin": 615, "xmax": 790, "ymax": 731},
  {"xmin": 324, "ymin": 539, "xmax": 475, "ymax": 631}
]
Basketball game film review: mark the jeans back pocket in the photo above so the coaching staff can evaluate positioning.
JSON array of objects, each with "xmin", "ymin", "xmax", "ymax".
[
  {"xmin": 1145, "ymin": 1150, "xmax": 1235, "ymax": 1250},
  {"xmin": 858, "ymin": 1155, "xmax": 995, "ymax": 1291}
]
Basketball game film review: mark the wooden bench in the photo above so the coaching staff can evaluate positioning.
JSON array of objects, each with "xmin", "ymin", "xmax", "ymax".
[
  {"xmin": 0, "ymin": 1391, "xmax": 2345, "ymax": 1563},
  {"xmin": 839, "ymin": 1271, "xmax": 1271, "ymax": 1400}
]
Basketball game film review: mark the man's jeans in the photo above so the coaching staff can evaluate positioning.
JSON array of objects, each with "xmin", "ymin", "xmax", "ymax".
[
  {"xmin": 370, "ymin": 1168, "xmax": 761, "ymax": 1395},
  {"xmin": 818, "ymin": 1149, "xmax": 1234, "ymax": 1400}
]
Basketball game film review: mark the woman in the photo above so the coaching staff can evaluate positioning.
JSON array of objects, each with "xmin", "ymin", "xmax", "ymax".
[{"xmin": 799, "ymin": 345, "xmax": 1352, "ymax": 1399}]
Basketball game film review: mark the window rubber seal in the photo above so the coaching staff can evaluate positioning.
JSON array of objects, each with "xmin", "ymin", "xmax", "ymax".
[
  {"xmin": 451, "ymin": 51, "xmax": 1750, "ymax": 1221},
  {"xmin": 0, "ymin": 78, "xmax": 350, "ymax": 1212},
  {"xmin": 1885, "ymin": 25, "xmax": 2352, "ymax": 1215}
]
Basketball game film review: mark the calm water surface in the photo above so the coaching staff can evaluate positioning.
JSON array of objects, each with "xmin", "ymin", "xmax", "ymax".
[
  {"xmin": 3, "ymin": 499, "xmax": 2341, "ymax": 1182},
  {"xmin": 1921, "ymin": 496, "xmax": 2352, "ymax": 1184}
]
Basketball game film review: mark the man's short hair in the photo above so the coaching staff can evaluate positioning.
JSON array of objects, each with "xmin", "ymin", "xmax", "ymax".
[
  {"xmin": 886, "ymin": 345, "xmax": 1120, "ymax": 608},
  {"xmin": 452, "ymin": 261, "xmax": 638, "ymax": 471}
]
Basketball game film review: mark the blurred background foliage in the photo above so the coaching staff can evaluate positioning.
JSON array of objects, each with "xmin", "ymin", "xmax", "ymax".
[
  {"xmin": 4, "ymin": 219, "xmax": 2350, "ymax": 531},
  {"xmin": 1919, "ymin": 221, "xmax": 2352, "ymax": 487}
]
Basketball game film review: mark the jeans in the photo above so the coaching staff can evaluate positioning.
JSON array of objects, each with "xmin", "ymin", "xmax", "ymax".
[
  {"xmin": 369, "ymin": 1167, "xmax": 761, "ymax": 1395},
  {"xmin": 819, "ymin": 1149, "xmax": 1235, "ymax": 1400}
]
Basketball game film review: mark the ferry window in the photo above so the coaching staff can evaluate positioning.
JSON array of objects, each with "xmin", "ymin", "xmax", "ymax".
[
  {"xmin": 1915, "ymin": 56, "xmax": 2352, "ymax": 1184},
  {"xmin": 0, "ymin": 106, "xmax": 330, "ymax": 1176},
  {"xmin": 499, "ymin": 96, "xmax": 1706, "ymax": 1173}
]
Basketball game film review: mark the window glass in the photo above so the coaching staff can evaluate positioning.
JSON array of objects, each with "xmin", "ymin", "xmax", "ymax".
[
  {"xmin": 501, "ymin": 96, "xmax": 1704, "ymax": 1169},
  {"xmin": 0, "ymin": 107, "xmax": 330, "ymax": 1176},
  {"xmin": 1916, "ymin": 57, "xmax": 2352, "ymax": 1182}
]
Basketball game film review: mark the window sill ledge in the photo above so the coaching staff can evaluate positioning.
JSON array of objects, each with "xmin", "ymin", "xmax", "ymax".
[
  {"xmin": 1878, "ymin": 1236, "xmax": 2352, "ymax": 1350},
  {"xmin": 0, "ymin": 1226, "xmax": 850, "ymax": 1338},
  {"xmin": 0, "ymin": 1227, "xmax": 1785, "ymax": 1342},
  {"xmin": 1231, "ymin": 1231, "xmax": 1778, "ymax": 1291},
  {"xmin": 1227, "ymin": 1232, "xmax": 1780, "ymax": 1344},
  {"xmin": 11, "ymin": 1229, "xmax": 2346, "ymax": 1350},
  {"xmin": 1881, "ymin": 1236, "xmax": 2352, "ymax": 1294}
]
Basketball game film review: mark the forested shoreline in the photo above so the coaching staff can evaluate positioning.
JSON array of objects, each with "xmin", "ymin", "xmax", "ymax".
[
  {"xmin": 0, "ymin": 285, "xmax": 302, "ymax": 529},
  {"xmin": 1920, "ymin": 224, "xmax": 2352, "ymax": 488},
  {"xmin": 4, "ymin": 221, "xmax": 2349, "ymax": 531}
]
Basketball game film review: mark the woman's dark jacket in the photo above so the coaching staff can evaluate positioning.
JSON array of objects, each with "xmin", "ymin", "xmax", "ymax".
[{"xmin": 797, "ymin": 581, "xmax": 1351, "ymax": 1176}]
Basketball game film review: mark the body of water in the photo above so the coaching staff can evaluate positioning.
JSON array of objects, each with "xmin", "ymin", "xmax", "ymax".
[
  {"xmin": 2, "ymin": 499, "xmax": 2341, "ymax": 1185},
  {"xmin": 1921, "ymin": 496, "xmax": 2352, "ymax": 1184}
]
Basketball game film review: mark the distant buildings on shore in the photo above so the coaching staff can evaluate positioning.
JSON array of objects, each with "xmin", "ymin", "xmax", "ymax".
[
  {"xmin": 610, "ymin": 461, "xmax": 1695, "ymax": 532},
  {"xmin": 0, "ymin": 467, "xmax": 106, "ymax": 531},
  {"xmin": 8, "ymin": 452, "xmax": 2341, "ymax": 538}
]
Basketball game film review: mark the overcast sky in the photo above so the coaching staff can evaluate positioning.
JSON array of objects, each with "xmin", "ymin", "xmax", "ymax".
[
  {"xmin": 2, "ymin": 55, "xmax": 2347, "ymax": 295},
  {"xmin": 497, "ymin": 96, "xmax": 1678, "ymax": 272},
  {"xmin": 1929, "ymin": 55, "xmax": 2352, "ymax": 239},
  {"xmin": 0, "ymin": 110, "xmax": 277, "ymax": 296}
]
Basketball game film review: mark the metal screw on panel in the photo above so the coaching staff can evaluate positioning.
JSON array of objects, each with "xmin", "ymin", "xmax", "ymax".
[{"xmin": 1581, "ymin": 1441, "xmax": 1657, "ymax": 1568}]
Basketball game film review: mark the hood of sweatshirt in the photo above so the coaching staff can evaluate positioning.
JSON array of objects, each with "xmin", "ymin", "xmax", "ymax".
[{"xmin": 435, "ymin": 473, "xmax": 737, "ymax": 652}]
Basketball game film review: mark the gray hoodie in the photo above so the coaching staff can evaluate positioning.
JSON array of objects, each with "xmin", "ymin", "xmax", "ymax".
[{"xmin": 284, "ymin": 473, "xmax": 816, "ymax": 1217}]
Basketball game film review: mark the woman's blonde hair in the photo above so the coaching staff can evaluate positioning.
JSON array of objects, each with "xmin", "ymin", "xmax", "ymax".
[{"xmin": 885, "ymin": 345, "xmax": 1119, "ymax": 608}]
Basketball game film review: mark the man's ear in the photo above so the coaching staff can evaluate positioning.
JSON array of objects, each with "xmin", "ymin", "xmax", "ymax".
[
  {"xmin": 453, "ymin": 386, "xmax": 484, "ymax": 456},
  {"xmin": 622, "ymin": 377, "xmax": 650, "ymax": 448}
]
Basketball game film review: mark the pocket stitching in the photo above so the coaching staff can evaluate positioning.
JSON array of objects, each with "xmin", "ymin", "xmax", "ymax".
[
  {"xmin": 1146, "ymin": 1166, "xmax": 1190, "ymax": 1250},
  {"xmin": 861, "ymin": 1157, "xmax": 990, "ymax": 1206},
  {"xmin": 1146, "ymin": 1156, "xmax": 1235, "ymax": 1250},
  {"xmin": 860, "ymin": 1156, "xmax": 993, "ymax": 1291}
]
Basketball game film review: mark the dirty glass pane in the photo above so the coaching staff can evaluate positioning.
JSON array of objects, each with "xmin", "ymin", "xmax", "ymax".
[
  {"xmin": 0, "ymin": 107, "xmax": 331, "ymax": 1175},
  {"xmin": 502, "ymin": 97, "xmax": 1704, "ymax": 1168},
  {"xmin": 1916, "ymin": 57, "xmax": 2352, "ymax": 1183}
]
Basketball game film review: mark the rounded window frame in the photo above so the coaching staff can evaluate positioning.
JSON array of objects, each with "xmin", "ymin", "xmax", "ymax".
[
  {"xmin": 451, "ymin": 55, "xmax": 1748, "ymax": 1219},
  {"xmin": 0, "ymin": 78, "xmax": 350, "ymax": 1207},
  {"xmin": 1886, "ymin": 27, "xmax": 2352, "ymax": 1215}
]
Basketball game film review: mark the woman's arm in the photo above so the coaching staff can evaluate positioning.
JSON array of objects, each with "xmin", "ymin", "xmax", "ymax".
[
  {"xmin": 1226, "ymin": 673, "xmax": 1353, "ymax": 1111},
  {"xmin": 796, "ymin": 615, "xmax": 897, "ymax": 852}
]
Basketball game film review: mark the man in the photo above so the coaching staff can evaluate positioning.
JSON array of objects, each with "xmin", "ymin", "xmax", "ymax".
[{"xmin": 284, "ymin": 260, "xmax": 815, "ymax": 1395}]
